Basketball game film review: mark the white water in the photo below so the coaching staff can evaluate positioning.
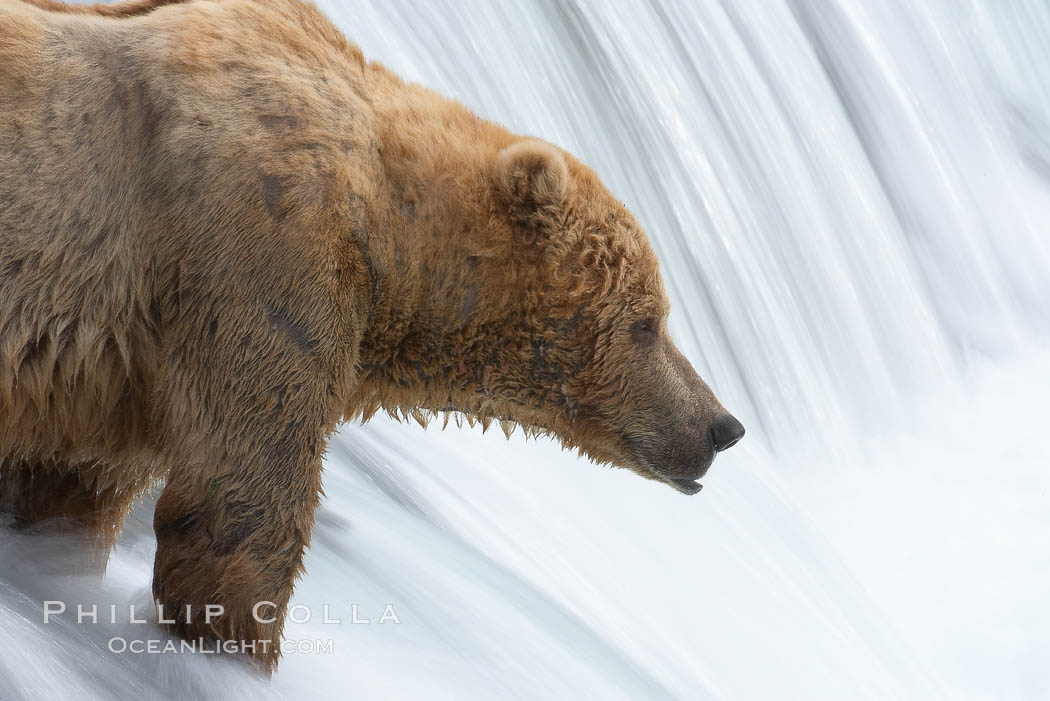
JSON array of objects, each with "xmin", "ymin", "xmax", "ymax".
[{"xmin": 2, "ymin": 0, "xmax": 1049, "ymax": 698}]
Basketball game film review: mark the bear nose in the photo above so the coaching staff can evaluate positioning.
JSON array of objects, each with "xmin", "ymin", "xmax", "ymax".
[{"xmin": 710, "ymin": 414, "xmax": 745, "ymax": 453}]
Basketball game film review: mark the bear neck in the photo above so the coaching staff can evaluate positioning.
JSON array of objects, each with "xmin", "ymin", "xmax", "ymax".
[{"xmin": 346, "ymin": 77, "xmax": 520, "ymax": 425}]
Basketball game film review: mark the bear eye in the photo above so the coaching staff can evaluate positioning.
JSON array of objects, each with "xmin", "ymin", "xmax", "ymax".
[{"xmin": 630, "ymin": 317, "xmax": 658, "ymax": 343}]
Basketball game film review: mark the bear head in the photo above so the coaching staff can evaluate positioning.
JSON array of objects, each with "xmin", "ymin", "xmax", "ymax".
[
  {"xmin": 484, "ymin": 140, "xmax": 744, "ymax": 493},
  {"xmin": 350, "ymin": 138, "xmax": 744, "ymax": 494}
]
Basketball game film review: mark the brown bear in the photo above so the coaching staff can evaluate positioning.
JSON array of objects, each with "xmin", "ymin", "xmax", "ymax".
[{"xmin": 0, "ymin": 0, "xmax": 744, "ymax": 671}]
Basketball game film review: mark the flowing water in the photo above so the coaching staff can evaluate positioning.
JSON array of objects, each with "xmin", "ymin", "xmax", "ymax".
[{"xmin": 2, "ymin": 1, "xmax": 1049, "ymax": 698}]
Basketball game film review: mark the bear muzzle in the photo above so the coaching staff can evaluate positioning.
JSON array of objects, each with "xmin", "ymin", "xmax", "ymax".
[{"xmin": 624, "ymin": 411, "xmax": 744, "ymax": 495}]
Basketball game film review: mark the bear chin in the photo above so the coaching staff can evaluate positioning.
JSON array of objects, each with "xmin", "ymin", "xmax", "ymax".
[{"xmin": 666, "ymin": 478, "xmax": 704, "ymax": 495}]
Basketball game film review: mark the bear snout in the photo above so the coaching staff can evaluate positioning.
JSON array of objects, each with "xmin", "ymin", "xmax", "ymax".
[{"xmin": 623, "ymin": 409, "xmax": 744, "ymax": 494}]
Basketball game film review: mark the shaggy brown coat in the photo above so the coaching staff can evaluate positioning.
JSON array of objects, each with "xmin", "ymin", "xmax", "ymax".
[{"xmin": 0, "ymin": 0, "xmax": 741, "ymax": 671}]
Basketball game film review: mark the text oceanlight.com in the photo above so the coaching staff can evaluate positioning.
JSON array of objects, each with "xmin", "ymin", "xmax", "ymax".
[{"xmin": 107, "ymin": 637, "xmax": 335, "ymax": 655}]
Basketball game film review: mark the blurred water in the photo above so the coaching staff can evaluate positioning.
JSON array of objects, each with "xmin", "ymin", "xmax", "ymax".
[{"xmin": 2, "ymin": 1, "xmax": 1049, "ymax": 699}]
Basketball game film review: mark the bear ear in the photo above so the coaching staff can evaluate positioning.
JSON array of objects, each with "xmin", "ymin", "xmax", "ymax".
[{"xmin": 494, "ymin": 140, "xmax": 568, "ymax": 238}]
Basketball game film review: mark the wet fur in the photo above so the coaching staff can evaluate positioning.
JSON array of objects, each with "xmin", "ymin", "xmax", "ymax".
[{"xmin": 0, "ymin": 0, "xmax": 728, "ymax": 672}]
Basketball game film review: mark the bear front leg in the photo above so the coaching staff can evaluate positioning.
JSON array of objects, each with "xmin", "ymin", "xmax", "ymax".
[
  {"xmin": 0, "ymin": 457, "xmax": 142, "ymax": 570},
  {"xmin": 152, "ymin": 418, "xmax": 326, "ymax": 673},
  {"xmin": 149, "ymin": 271, "xmax": 354, "ymax": 671}
]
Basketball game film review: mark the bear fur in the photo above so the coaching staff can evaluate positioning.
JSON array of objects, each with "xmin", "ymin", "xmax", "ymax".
[{"xmin": 0, "ymin": 0, "xmax": 741, "ymax": 670}]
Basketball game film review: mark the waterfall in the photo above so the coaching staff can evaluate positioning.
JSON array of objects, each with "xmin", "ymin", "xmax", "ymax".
[{"xmin": 1, "ymin": 1, "xmax": 1047, "ymax": 699}]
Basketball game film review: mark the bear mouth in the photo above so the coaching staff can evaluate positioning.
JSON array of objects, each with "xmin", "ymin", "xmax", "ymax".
[
  {"xmin": 640, "ymin": 463, "xmax": 704, "ymax": 494},
  {"xmin": 622, "ymin": 445, "xmax": 706, "ymax": 495},
  {"xmin": 664, "ymin": 477, "xmax": 703, "ymax": 495},
  {"xmin": 620, "ymin": 434, "xmax": 708, "ymax": 495}
]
